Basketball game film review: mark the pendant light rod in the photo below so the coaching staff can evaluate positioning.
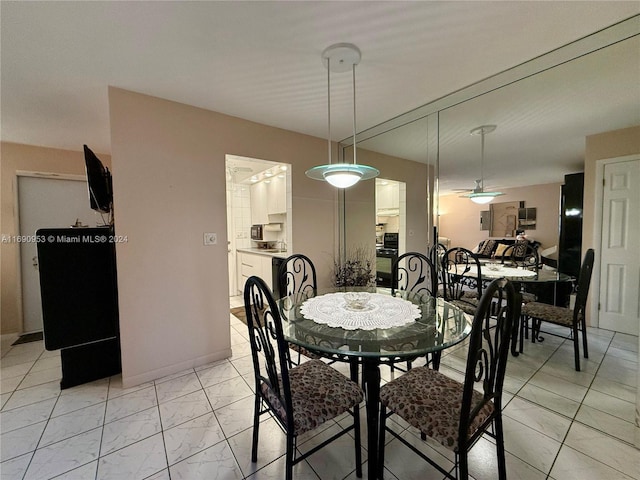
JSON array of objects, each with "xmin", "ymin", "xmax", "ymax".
[
  {"xmin": 327, "ymin": 55, "xmax": 332, "ymax": 165},
  {"xmin": 305, "ymin": 43, "xmax": 379, "ymax": 188},
  {"xmin": 352, "ymin": 62, "xmax": 357, "ymax": 166}
]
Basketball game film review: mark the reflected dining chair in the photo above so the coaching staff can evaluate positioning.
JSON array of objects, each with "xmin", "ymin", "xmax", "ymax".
[
  {"xmin": 442, "ymin": 247, "xmax": 483, "ymax": 315},
  {"xmin": 500, "ymin": 243, "xmax": 540, "ymax": 269},
  {"xmin": 244, "ymin": 276, "xmax": 364, "ymax": 480},
  {"xmin": 390, "ymin": 252, "xmax": 440, "ymax": 371},
  {"xmin": 521, "ymin": 248, "xmax": 595, "ymax": 371},
  {"xmin": 377, "ymin": 278, "xmax": 518, "ymax": 480}
]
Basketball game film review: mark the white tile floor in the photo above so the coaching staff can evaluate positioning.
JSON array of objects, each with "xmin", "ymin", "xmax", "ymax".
[{"xmin": 1, "ymin": 297, "xmax": 638, "ymax": 480}]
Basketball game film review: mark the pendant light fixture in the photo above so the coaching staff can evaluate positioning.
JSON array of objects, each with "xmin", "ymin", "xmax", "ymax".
[
  {"xmin": 464, "ymin": 125, "xmax": 504, "ymax": 204},
  {"xmin": 305, "ymin": 43, "xmax": 379, "ymax": 188}
]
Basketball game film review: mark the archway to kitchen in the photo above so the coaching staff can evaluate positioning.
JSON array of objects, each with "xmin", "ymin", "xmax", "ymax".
[{"xmin": 225, "ymin": 154, "xmax": 292, "ymax": 299}]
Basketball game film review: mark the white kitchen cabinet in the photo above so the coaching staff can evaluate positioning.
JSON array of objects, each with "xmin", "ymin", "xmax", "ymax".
[
  {"xmin": 376, "ymin": 182, "xmax": 399, "ymax": 211},
  {"xmin": 237, "ymin": 251, "xmax": 273, "ymax": 293},
  {"xmin": 250, "ymin": 182, "xmax": 269, "ymax": 225},
  {"xmin": 267, "ymin": 175, "xmax": 286, "ymax": 215}
]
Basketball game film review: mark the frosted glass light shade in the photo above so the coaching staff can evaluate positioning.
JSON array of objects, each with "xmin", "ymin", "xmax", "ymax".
[
  {"xmin": 468, "ymin": 192, "xmax": 503, "ymax": 204},
  {"xmin": 305, "ymin": 163, "xmax": 379, "ymax": 189}
]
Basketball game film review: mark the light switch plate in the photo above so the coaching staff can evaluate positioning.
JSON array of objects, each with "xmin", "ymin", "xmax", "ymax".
[{"xmin": 204, "ymin": 233, "xmax": 217, "ymax": 245}]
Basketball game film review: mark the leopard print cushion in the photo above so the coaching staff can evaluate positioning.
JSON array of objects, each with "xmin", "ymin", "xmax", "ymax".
[
  {"xmin": 260, "ymin": 359, "xmax": 363, "ymax": 435},
  {"xmin": 450, "ymin": 298, "xmax": 479, "ymax": 315},
  {"xmin": 512, "ymin": 240, "xmax": 528, "ymax": 258},
  {"xmin": 380, "ymin": 366, "xmax": 494, "ymax": 452},
  {"xmin": 522, "ymin": 301, "xmax": 579, "ymax": 326},
  {"xmin": 478, "ymin": 240, "xmax": 496, "ymax": 257}
]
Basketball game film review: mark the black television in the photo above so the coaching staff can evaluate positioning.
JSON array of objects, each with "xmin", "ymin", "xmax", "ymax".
[{"xmin": 83, "ymin": 145, "xmax": 112, "ymax": 214}]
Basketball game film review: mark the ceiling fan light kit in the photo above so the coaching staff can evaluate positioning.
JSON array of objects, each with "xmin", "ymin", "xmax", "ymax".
[
  {"xmin": 305, "ymin": 43, "xmax": 379, "ymax": 188},
  {"xmin": 463, "ymin": 124, "xmax": 504, "ymax": 204}
]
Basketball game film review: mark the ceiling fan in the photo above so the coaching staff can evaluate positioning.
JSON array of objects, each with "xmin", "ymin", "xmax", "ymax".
[{"xmin": 458, "ymin": 125, "xmax": 504, "ymax": 204}]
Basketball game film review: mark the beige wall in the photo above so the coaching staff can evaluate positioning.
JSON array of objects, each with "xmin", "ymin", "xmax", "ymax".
[
  {"xmin": 108, "ymin": 87, "xmax": 350, "ymax": 386},
  {"xmin": 0, "ymin": 142, "xmax": 111, "ymax": 335},
  {"xmin": 438, "ymin": 182, "xmax": 563, "ymax": 251}
]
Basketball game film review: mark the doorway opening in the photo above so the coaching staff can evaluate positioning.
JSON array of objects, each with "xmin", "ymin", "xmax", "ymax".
[
  {"xmin": 225, "ymin": 155, "xmax": 292, "ymax": 298},
  {"xmin": 375, "ymin": 178, "xmax": 407, "ymax": 287}
]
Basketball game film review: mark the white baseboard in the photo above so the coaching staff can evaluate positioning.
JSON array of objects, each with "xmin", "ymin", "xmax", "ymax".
[{"xmin": 1, "ymin": 333, "xmax": 20, "ymax": 356}]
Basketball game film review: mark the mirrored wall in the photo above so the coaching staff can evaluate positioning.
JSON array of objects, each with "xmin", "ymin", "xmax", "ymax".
[{"xmin": 339, "ymin": 16, "xmax": 639, "ymax": 258}]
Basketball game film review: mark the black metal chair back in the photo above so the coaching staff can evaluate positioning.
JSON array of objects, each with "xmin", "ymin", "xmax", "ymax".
[
  {"xmin": 459, "ymin": 278, "xmax": 517, "ymax": 452},
  {"xmin": 244, "ymin": 276, "xmax": 294, "ymax": 424},
  {"xmin": 501, "ymin": 243, "xmax": 540, "ymax": 269},
  {"xmin": 442, "ymin": 247, "xmax": 483, "ymax": 301},
  {"xmin": 277, "ymin": 254, "xmax": 317, "ymax": 298},
  {"xmin": 391, "ymin": 252, "xmax": 437, "ymax": 299},
  {"xmin": 573, "ymin": 248, "xmax": 595, "ymax": 323}
]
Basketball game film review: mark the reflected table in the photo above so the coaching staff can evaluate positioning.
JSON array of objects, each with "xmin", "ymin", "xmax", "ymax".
[
  {"xmin": 453, "ymin": 264, "xmax": 573, "ymax": 354},
  {"xmin": 277, "ymin": 287, "xmax": 472, "ymax": 480}
]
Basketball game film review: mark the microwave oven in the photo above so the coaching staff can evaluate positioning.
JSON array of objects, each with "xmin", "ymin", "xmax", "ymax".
[{"xmin": 250, "ymin": 224, "xmax": 263, "ymax": 241}]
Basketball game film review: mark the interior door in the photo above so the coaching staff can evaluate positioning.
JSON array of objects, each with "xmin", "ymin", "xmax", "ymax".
[
  {"xmin": 18, "ymin": 176, "xmax": 97, "ymax": 333},
  {"xmin": 598, "ymin": 159, "xmax": 640, "ymax": 335}
]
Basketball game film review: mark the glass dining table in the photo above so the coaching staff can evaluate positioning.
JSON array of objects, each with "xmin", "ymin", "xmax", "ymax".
[{"xmin": 276, "ymin": 287, "xmax": 472, "ymax": 480}]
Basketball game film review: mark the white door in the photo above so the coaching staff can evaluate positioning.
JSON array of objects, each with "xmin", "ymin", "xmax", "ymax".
[
  {"xmin": 598, "ymin": 159, "xmax": 640, "ymax": 335},
  {"xmin": 18, "ymin": 176, "xmax": 97, "ymax": 333}
]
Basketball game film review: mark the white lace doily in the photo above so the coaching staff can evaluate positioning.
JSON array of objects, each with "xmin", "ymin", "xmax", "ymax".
[
  {"xmin": 482, "ymin": 265, "xmax": 537, "ymax": 279},
  {"xmin": 299, "ymin": 292, "xmax": 422, "ymax": 330}
]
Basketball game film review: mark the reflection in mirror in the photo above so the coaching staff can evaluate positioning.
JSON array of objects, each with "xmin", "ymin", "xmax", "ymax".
[{"xmin": 489, "ymin": 201, "xmax": 519, "ymax": 238}]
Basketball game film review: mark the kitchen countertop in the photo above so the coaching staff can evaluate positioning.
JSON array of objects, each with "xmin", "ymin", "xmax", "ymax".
[{"xmin": 237, "ymin": 247, "xmax": 289, "ymax": 258}]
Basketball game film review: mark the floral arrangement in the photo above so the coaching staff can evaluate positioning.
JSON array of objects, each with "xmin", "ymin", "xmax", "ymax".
[{"xmin": 334, "ymin": 245, "xmax": 376, "ymax": 287}]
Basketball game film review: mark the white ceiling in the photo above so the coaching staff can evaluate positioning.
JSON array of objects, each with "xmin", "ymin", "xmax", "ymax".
[{"xmin": 2, "ymin": 1, "xmax": 639, "ymax": 190}]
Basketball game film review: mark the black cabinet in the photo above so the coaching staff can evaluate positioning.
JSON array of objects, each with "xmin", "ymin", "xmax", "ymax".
[
  {"xmin": 36, "ymin": 227, "xmax": 121, "ymax": 388},
  {"xmin": 556, "ymin": 172, "xmax": 584, "ymax": 306}
]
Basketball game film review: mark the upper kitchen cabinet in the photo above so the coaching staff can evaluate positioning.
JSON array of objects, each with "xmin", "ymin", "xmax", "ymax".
[
  {"xmin": 250, "ymin": 181, "xmax": 269, "ymax": 225},
  {"xmin": 250, "ymin": 174, "xmax": 287, "ymax": 225},
  {"xmin": 267, "ymin": 174, "xmax": 286, "ymax": 215},
  {"xmin": 376, "ymin": 181, "xmax": 400, "ymax": 214}
]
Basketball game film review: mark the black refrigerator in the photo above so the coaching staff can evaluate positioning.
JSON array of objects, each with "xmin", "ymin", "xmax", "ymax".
[{"xmin": 557, "ymin": 172, "xmax": 584, "ymax": 306}]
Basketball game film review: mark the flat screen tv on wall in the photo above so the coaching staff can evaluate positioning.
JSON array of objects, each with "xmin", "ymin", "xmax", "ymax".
[{"xmin": 83, "ymin": 145, "xmax": 113, "ymax": 214}]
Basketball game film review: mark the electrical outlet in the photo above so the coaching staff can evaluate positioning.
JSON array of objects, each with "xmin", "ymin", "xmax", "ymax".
[{"xmin": 204, "ymin": 232, "xmax": 217, "ymax": 245}]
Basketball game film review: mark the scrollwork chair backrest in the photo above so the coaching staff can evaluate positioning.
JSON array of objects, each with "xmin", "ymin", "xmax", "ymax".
[
  {"xmin": 278, "ymin": 254, "xmax": 318, "ymax": 298},
  {"xmin": 244, "ymin": 276, "xmax": 294, "ymax": 430},
  {"xmin": 391, "ymin": 252, "xmax": 437, "ymax": 299},
  {"xmin": 442, "ymin": 247, "xmax": 483, "ymax": 301},
  {"xmin": 459, "ymin": 278, "xmax": 517, "ymax": 451}
]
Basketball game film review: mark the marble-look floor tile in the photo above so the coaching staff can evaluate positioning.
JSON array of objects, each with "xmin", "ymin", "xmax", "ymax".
[
  {"xmin": 502, "ymin": 416, "xmax": 561, "ymax": 474},
  {"xmin": 589, "ymin": 375, "xmax": 637, "ymax": 404},
  {"xmin": 204, "ymin": 376, "xmax": 252, "ymax": 410},
  {"xmin": 104, "ymin": 385, "xmax": 157, "ymax": 423},
  {"xmin": 381, "ymin": 432, "xmax": 454, "ymax": 480},
  {"xmin": 169, "ymin": 441, "xmax": 243, "ymax": 480},
  {"xmin": 517, "ymin": 383, "xmax": 580, "ymax": 418},
  {"xmin": 549, "ymin": 444, "xmax": 635, "ymax": 480},
  {"xmin": 17, "ymin": 366, "xmax": 62, "ymax": 390},
  {"xmin": 154, "ymin": 372, "xmax": 202, "ymax": 404},
  {"xmin": 2, "ymin": 380, "xmax": 60, "ymax": 410},
  {"xmin": 503, "ymin": 396, "xmax": 572, "ymax": 442},
  {"xmin": 158, "ymin": 389, "xmax": 212, "ymax": 430},
  {"xmin": 100, "ymin": 407, "xmax": 161, "ymax": 456},
  {"xmin": 245, "ymin": 455, "xmax": 320, "ymax": 480},
  {"xmin": 214, "ymin": 395, "xmax": 255, "ymax": 438},
  {"xmin": 107, "ymin": 376, "xmax": 154, "ymax": 400},
  {"xmin": 0, "ymin": 420, "xmax": 47, "ymax": 462},
  {"xmin": 196, "ymin": 361, "xmax": 241, "ymax": 388},
  {"xmin": 97, "ymin": 433, "xmax": 167, "ymax": 480},
  {"xmin": 30, "ymin": 355, "xmax": 61, "ymax": 374},
  {"xmin": 40, "ymin": 402, "xmax": 105, "ymax": 447},
  {"xmin": 229, "ymin": 355, "xmax": 254, "ymax": 376},
  {"xmin": 0, "ymin": 452, "xmax": 32, "ymax": 480},
  {"xmin": 582, "ymin": 389, "xmax": 635, "ymax": 423},
  {"xmin": 23, "ymin": 427, "xmax": 102, "ymax": 480},
  {"xmin": 0, "ymin": 376, "xmax": 23, "ymax": 395},
  {"xmin": 574, "ymin": 404, "xmax": 636, "ymax": 444},
  {"xmin": 0, "ymin": 397, "xmax": 56, "ymax": 433},
  {"xmin": 53, "ymin": 460, "xmax": 98, "ymax": 479},
  {"xmin": 467, "ymin": 437, "xmax": 547, "ymax": 480},
  {"xmin": 163, "ymin": 412, "xmax": 225, "ymax": 465},
  {"xmin": 53, "ymin": 379, "xmax": 109, "ymax": 417},
  {"xmin": 563, "ymin": 422, "xmax": 640, "ymax": 479},
  {"xmin": 227, "ymin": 417, "xmax": 287, "ymax": 477},
  {"xmin": 527, "ymin": 371, "xmax": 588, "ymax": 403},
  {"xmin": 595, "ymin": 362, "xmax": 637, "ymax": 388},
  {"xmin": 144, "ymin": 469, "xmax": 171, "ymax": 480},
  {"xmin": 1, "ymin": 361, "xmax": 33, "ymax": 380},
  {"xmin": 303, "ymin": 423, "xmax": 367, "ymax": 480}
]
